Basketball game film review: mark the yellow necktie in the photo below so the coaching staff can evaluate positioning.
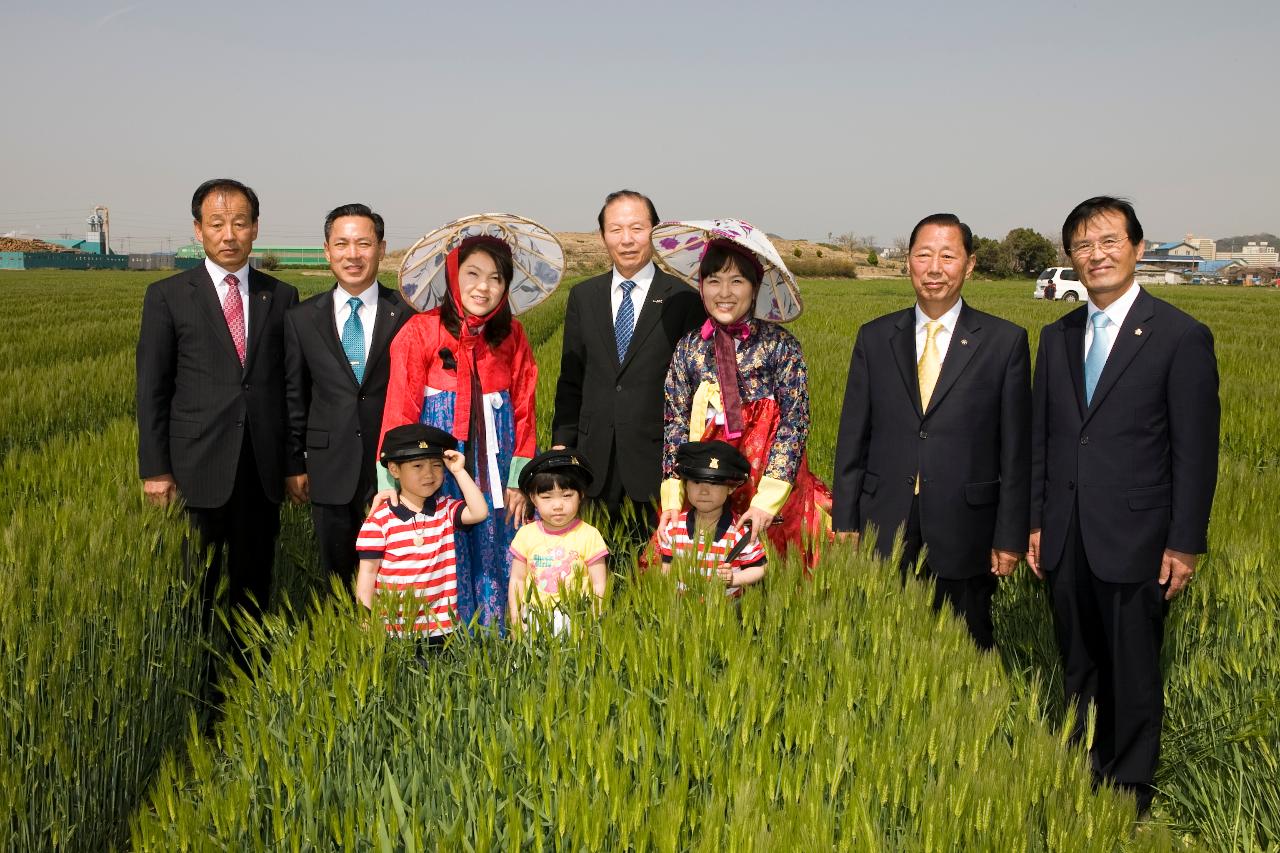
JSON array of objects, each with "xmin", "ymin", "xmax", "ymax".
[
  {"xmin": 915, "ymin": 321, "xmax": 943, "ymax": 495},
  {"xmin": 918, "ymin": 321, "xmax": 943, "ymax": 410}
]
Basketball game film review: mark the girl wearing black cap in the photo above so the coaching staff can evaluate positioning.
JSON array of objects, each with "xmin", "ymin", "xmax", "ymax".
[{"xmin": 508, "ymin": 450, "xmax": 609, "ymax": 633}]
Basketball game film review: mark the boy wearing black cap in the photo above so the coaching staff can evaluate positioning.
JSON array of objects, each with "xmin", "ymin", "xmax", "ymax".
[
  {"xmin": 657, "ymin": 440, "xmax": 767, "ymax": 597},
  {"xmin": 508, "ymin": 449, "xmax": 609, "ymax": 632},
  {"xmin": 355, "ymin": 424, "xmax": 488, "ymax": 637}
]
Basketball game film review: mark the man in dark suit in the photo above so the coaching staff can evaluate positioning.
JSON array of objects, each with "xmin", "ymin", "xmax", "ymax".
[
  {"xmin": 1028, "ymin": 196, "xmax": 1219, "ymax": 815},
  {"xmin": 832, "ymin": 213, "xmax": 1031, "ymax": 650},
  {"xmin": 137, "ymin": 178, "xmax": 301, "ymax": 619},
  {"xmin": 283, "ymin": 203, "xmax": 412, "ymax": 588},
  {"xmin": 552, "ymin": 190, "xmax": 703, "ymax": 544}
]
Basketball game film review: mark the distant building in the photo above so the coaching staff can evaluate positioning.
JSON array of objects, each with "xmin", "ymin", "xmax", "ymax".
[
  {"xmin": 1228, "ymin": 242, "xmax": 1279, "ymax": 266},
  {"xmin": 1192, "ymin": 258, "xmax": 1246, "ymax": 282},
  {"xmin": 1141, "ymin": 241, "xmax": 1203, "ymax": 274},
  {"xmin": 1185, "ymin": 234, "xmax": 1217, "ymax": 261},
  {"xmin": 175, "ymin": 243, "xmax": 327, "ymax": 268}
]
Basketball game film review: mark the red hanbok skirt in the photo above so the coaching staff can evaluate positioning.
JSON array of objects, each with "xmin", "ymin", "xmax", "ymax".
[{"xmin": 700, "ymin": 397, "xmax": 832, "ymax": 571}]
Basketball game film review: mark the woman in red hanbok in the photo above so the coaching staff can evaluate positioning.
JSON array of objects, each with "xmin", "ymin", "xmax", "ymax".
[{"xmin": 379, "ymin": 234, "xmax": 541, "ymax": 627}]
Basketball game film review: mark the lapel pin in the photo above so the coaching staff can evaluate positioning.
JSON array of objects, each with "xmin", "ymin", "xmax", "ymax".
[
  {"xmin": 651, "ymin": 298, "xmax": 663, "ymax": 303},
  {"xmin": 1134, "ymin": 328, "xmax": 1143, "ymax": 336},
  {"xmin": 960, "ymin": 339, "xmax": 969, "ymax": 345}
]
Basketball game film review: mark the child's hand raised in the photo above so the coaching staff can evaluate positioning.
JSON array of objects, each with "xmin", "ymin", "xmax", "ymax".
[{"xmin": 442, "ymin": 450, "xmax": 467, "ymax": 475}]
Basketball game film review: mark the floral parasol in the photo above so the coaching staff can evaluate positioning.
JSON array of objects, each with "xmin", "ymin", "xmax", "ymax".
[
  {"xmin": 398, "ymin": 213, "xmax": 565, "ymax": 316},
  {"xmin": 650, "ymin": 218, "xmax": 802, "ymax": 323}
]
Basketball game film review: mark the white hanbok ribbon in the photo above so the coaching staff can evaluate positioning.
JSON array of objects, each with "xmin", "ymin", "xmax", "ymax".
[{"xmin": 424, "ymin": 386, "xmax": 505, "ymax": 506}]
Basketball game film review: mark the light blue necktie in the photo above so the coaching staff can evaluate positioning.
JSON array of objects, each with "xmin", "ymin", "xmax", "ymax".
[
  {"xmin": 1083, "ymin": 311, "xmax": 1111, "ymax": 405},
  {"xmin": 341, "ymin": 295, "xmax": 366, "ymax": 383},
  {"xmin": 614, "ymin": 280, "xmax": 636, "ymax": 362}
]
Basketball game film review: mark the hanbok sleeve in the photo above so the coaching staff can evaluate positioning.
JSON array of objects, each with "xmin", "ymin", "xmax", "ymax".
[
  {"xmin": 380, "ymin": 316, "xmax": 431, "ymax": 455},
  {"xmin": 763, "ymin": 327, "xmax": 810, "ymax": 484},
  {"xmin": 661, "ymin": 334, "xmax": 698, "ymax": 511},
  {"xmin": 506, "ymin": 321, "xmax": 538, "ymax": 488}
]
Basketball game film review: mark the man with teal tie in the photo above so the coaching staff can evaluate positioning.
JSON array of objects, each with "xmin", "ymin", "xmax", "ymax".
[
  {"xmin": 284, "ymin": 203, "xmax": 413, "ymax": 588},
  {"xmin": 1028, "ymin": 196, "xmax": 1220, "ymax": 817}
]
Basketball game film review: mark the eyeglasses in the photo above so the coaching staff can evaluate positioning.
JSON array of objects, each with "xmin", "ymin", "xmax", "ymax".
[{"xmin": 1069, "ymin": 237, "xmax": 1130, "ymax": 258}]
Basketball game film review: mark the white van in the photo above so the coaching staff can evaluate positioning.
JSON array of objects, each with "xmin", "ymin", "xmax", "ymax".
[{"xmin": 1034, "ymin": 267, "xmax": 1087, "ymax": 301}]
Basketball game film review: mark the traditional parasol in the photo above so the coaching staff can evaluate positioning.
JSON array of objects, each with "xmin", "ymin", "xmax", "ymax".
[
  {"xmin": 650, "ymin": 218, "xmax": 802, "ymax": 323},
  {"xmin": 398, "ymin": 213, "xmax": 565, "ymax": 315}
]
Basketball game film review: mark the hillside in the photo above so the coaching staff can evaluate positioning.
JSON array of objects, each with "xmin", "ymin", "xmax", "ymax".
[{"xmin": 1216, "ymin": 233, "xmax": 1279, "ymax": 251}]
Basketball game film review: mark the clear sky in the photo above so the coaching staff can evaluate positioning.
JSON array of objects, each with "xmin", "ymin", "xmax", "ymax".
[{"xmin": 2, "ymin": 0, "xmax": 1276, "ymax": 253}]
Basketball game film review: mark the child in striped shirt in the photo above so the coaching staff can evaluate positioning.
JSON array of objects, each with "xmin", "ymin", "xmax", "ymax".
[
  {"xmin": 657, "ymin": 440, "xmax": 767, "ymax": 597},
  {"xmin": 356, "ymin": 424, "xmax": 488, "ymax": 639}
]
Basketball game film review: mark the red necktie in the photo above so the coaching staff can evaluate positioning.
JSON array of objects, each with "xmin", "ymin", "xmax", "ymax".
[{"xmin": 222, "ymin": 274, "xmax": 246, "ymax": 365}]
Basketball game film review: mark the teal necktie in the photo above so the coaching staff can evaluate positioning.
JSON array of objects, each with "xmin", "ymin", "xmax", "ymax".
[
  {"xmin": 341, "ymin": 296, "xmax": 365, "ymax": 383},
  {"xmin": 1084, "ymin": 311, "xmax": 1111, "ymax": 405}
]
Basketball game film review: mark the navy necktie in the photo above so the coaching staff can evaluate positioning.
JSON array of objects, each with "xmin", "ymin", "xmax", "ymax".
[
  {"xmin": 341, "ymin": 295, "xmax": 366, "ymax": 383},
  {"xmin": 614, "ymin": 280, "xmax": 636, "ymax": 362}
]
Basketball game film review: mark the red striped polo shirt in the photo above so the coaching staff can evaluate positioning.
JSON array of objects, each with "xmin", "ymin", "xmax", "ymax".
[
  {"xmin": 657, "ymin": 508, "xmax": 767, "ymax": 598},
  {"xmin": 357, "ymin": 495, "xmax": 466, "ymax": 636}
]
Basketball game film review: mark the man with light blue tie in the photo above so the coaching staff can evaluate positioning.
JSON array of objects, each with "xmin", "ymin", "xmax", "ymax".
[
  {"xmin": 1027, "ymin": 196, "xmax": 1220, "ymax": 817},
  {"xmin": 284, "ymin": 204, "xmax": 413, "ymax": 588}
]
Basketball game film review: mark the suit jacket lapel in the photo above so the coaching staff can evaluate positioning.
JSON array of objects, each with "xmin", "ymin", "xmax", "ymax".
[
  {"xmin": 1063, "ymin": 309, "xmax": 1088, "ymax": 417},
  {"xmin": 890, "ymin": 308, "xmax": 923, "ymax": 420},
  {"xmin": 587, "ymin": 275, "xmax": 622, "ymax": 371},
  {"xmin": 312, "ymin": 287, "xmax": 355, "ymax": 384},
  {"xmin": 1085, "ymin": 289, "xmax": 1155, "ymax": 422},
  {"xmin": 190, "ymin": 265, "xmax": 243, "ymax": 366},
  {"xmin": 242, "ymin": 269, "xmax": 273, "ymax": 373},
  {"xmin": 363, "ymin": 284, "xmax": 404, "ymax": 385},
  {"xmin": 619, "ymin": 271, "xmax": 678, "ymax": 374},
  {"xmin": 925, "ymin": 304, "xmax": 981, "ymax": 414}
]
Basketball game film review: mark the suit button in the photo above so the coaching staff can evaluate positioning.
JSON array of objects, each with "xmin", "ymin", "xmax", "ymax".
[
  {"xmin": 1068, "ymin": 481, "xmax": 1075, "ymax": 490},
  {"xmin": 919, "ymin": 430, "xmax": 928, "ymax": 439},
  {"xmin": 1080, "ymin": 436, "xmax": 1089, "ymax": 446},
  {"xmin": 905, "ymin": 476, "xmax": 914, "ymax": 485},
  {"xmin": 616, "ymin": 384, "xmax": 622, "ymax": 392},
  {"xmin": 242, "ymin": 383, "xmax": 250, "ymax": 390},
  {"xmin": 235, "ymin": 421, "xmax": 243, "ymax": 428},
  {"xmin": 359, "ymin": 394, "xmax": 367, "ymax": 401},
  {"xmin": 356, "ymin": 430, "xmax": 362, "ymax": 437}
]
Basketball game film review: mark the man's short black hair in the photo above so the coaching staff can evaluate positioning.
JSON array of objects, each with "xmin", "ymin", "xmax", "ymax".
[
  {"xmin": 908, "ymin": 213, "xmax": 973, "ymax": 255},
  {"xmin": 324, "ymin": 203, "xmax": 385, "ymax": 242},
  {"xmin": 191, "ymin": 178, "xmax": 260, "ymax": 222},
  {"xmin": 597, "ymin": 189, "xmax": 659, "ymax": 232},
  {"xmin": 1061, "ymin": 196, "xmax": 1144, "ymax": 251},
  {"xmin": 523, "ymin": 469, "xmax": 589, "ymax": 498}
]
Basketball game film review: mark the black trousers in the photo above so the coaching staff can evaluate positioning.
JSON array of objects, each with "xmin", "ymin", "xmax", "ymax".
[
  {"xmin": 311, "ymin": 495, "xmax": 369, "ymax": 592},
  {"xmin": 186, "ymin": 431, "xmax": 281, "ymax": 621},
  {"xmin": 1047, "ymin": 505, "xmax": 1168, "ymax": 810},
  {"xmin": 595, "ymin": 441, "xmax": 658, "ymax": 561},
  {"xmin": 899, "ymin": 495, "xmax": 999, "ymax": 650}
]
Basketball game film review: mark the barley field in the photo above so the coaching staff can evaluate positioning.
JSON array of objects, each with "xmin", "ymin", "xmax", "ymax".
[{"xmin": 1, "ymin": 270, "xmax": 1276, "ymax": 850}]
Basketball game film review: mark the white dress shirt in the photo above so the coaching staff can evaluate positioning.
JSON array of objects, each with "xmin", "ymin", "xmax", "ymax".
[
  {"xmin": 610, "ymin": 261, "xmax": 656, "ymax": 328},
  {"xmin": 1084, "ymin": 281, "xmax": 1140, "ymax": 365},
  {"xmin": 914, "ymin": 298, "xmax": 965, "ymax": 363},
  {"xmin": 332, "ymin": 281, "xmax": 379, "ymax": 357},
  {"xmin": 206, "ymin": 257, "xmax": 251, "ymax": 337}
]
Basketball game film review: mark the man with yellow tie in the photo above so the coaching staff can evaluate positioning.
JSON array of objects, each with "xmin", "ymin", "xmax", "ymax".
[{"xmin": 831, "ymin": 213, "xmax": 1031, "ymax": 649}]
